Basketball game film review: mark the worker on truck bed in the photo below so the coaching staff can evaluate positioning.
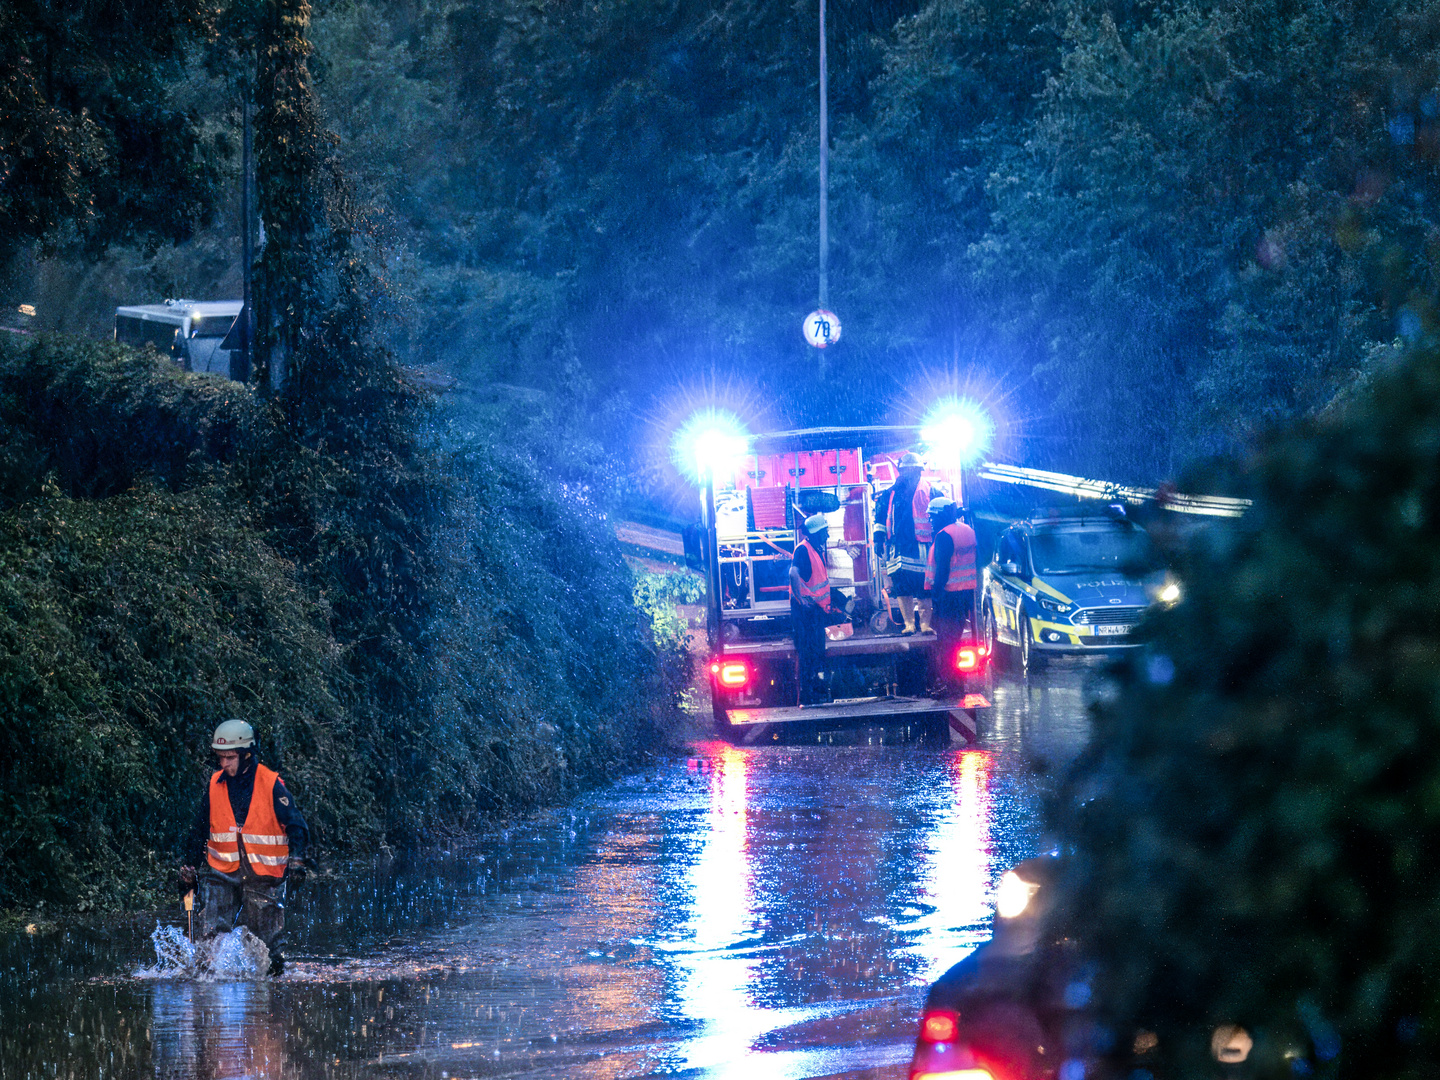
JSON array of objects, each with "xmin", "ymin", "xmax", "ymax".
[
  {"xmin": 179, "ymin": 720, "xmax": 309, "ymax": 977},
  {"xmin": 790, "ymin": 512, "xmax": 832, "ymax": 705},
  {"xmin": 926, "ymin": 497, "xmax": 978, "ymax": 689},
  {"xmin": 886, "ymin": 452, "xmax": 932, "ymax": 635}
]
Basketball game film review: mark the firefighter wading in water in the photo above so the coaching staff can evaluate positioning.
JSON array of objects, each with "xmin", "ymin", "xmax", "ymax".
[{"xmin": 179, "ymin": 720, "xmax": 309, "ymax": 976}]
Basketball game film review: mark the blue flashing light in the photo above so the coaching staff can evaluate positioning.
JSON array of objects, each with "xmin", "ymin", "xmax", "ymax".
[
  {"xmin": 674, "ymin": 409, "xmax": 749, "ymax": 485},
  {"xmin": 920, "ymin": 398, "xmax": 993, "ymax": 465}
]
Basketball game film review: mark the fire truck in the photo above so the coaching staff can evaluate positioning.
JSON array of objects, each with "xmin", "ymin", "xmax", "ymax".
[{"xmin": 685, "ymin": 426, "xmax": 992, "ymax": 745}]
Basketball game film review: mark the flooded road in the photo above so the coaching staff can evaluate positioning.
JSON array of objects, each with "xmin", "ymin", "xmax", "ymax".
[{"xmin": 1, "ymin": 667, "xmax": 1092, "ymax": 1080}]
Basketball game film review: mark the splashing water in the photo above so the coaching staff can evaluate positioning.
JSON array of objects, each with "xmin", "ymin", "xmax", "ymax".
[
  {"xmin": 136, "ymin": 922, "xmax": 271, "ymax": 981},
  {"xmin": 207, "ymin": 926, "xmax": 271, "ymax": 979},
  {"xmin": 143, "ymin": 923, "xmax": 196, "ymax": 976}
]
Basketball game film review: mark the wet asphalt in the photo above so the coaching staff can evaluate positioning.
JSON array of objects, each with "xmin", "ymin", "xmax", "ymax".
[{"xmin": 0, "ymin": 662, "xmax": 1095, "ymax": 1080}]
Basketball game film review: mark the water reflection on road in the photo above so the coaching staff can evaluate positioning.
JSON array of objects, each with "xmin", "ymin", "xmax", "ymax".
[
  {"xmin": 0, "ymin": 666, "xmax": 1092, "ymax": 1080},
  {"xmin": 150, "ymin": 981, "xmax": 285, "ymax": 1080}
]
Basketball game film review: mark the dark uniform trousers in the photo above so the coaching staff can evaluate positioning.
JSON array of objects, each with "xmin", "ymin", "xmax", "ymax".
[
  {"xmin": 931, "ymin": 589, "xmax": 975, "ymax": 688},
  {"xmin": 200, "ymin": 852, "xmax": 286, "ymax": 950},
  {"xmin": 791, "ymin": 600, "xmax": 828, "ymax": 704}
]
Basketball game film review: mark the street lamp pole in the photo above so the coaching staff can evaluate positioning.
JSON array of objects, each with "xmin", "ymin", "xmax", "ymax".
[
  {"xmin": 818, "ymin": 0, "xmax": 828, "ymax": 308},
  {"xmin": 237, "ymin": 67, "xmax": 255, "ymax": 384}
]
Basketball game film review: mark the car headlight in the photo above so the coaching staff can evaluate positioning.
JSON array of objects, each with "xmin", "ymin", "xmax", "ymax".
[
  {"xmin": 996, "ymin": 870, "xmax": 1040, "ymax": 918},
  {"xmin": 1037, "ymin": 596, "xmax": 1072, "ymax": 614},
  {"xmin": 1211, "ymin": 1026, "xmax": 1252, "ymax": 1064},
  {"xmin": 1158, "ymin": 581, "xmax": 1181, "ymax": 605}
]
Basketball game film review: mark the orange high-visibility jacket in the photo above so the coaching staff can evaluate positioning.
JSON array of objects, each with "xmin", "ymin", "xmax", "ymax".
[
  {"xmin": 926, "ymin": 522, "xmax": 978, "ymax": 592},
  {"xmin": 791, "ymin": 537, "xmax": 832, "ymax": 612},
  {"xmin": 912, "ymin": 484, "xmax": 933, "ymax": 544},
  {"xmin": 886, "ymin": 480, "xmax": 933, "ymax": 545},
  {"xmin": 206, "ymin": 764, "xmax": 289, "ymax": 877}
]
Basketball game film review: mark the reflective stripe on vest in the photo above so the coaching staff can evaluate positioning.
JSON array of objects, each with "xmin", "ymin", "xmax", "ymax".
[
  {"xmin": 885, "ymin": 479, "xmax": 933, "ymax": 545},
  {"xmin": 206, "ymin": 764, "xmax": 289, "ymax": 877},
  {"xmin": 791, "ymin": 538, "xmax": 832, "ymax": 612},
  {"xmin": 207, "ymin": 774, "xmax": 240, "ymax": 872},
  {"xmin": 887, "ymin": 549, "xmax": 928, "ymax": 576},
  {"xmin": 925, "ymin": 522, "xmax": 978, "ymax": 592},
  {"xmin": 913, "ymin": 485, "xmax": 933, "ymax": 544}
]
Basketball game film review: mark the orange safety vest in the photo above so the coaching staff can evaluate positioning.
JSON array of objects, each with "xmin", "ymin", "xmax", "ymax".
[
  {"xmin": 913, "ymin": 484, "xmax": 933, "ymax": 544},
  {"xmin": 926, "ymin": 522, "xmax": 978, "ymax": 592},
  {"xmin": 207, "ymin": 764, "xmax": 290, "ymax": 877},
  {"xmin": 791, "ymin": 537, "xmax": 832, "ymax": 612},
  {"xmin": 886, "ymin": 479, "xmax": 933, "ymax": 545}
]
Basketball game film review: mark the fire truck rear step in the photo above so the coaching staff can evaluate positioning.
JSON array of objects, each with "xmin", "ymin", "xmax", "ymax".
[{"xmin": 725, "ymin": 694, "xmax": 986, "ymax": 727}]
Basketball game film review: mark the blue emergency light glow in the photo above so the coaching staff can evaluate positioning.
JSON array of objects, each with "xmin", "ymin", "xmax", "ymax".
[
  {"xmin": 675, "ymin": 410, "xmax": 749, "ymax": 485},
  {"xmin": 920, "ymin": 399, "xmax": 992, "ymax": 466}
]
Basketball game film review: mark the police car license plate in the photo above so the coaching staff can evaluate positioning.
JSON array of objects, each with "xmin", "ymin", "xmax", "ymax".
[{"xmin": 1096, "ymin": 624, "xmax": 1131, "ymax": 636}]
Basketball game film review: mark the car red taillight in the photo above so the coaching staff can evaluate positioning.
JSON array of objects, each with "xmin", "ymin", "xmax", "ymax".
[
  {"xmin": 910, "ymin": 1009, "xmax": 995, "ymax": 1080},
  {"xmin": 920, "ymin": 1010, "xmax": 960, "ymax": 1042},
  {"xmin": 710, "ymin": 659, "xmax": 749, "ymax": 688}
]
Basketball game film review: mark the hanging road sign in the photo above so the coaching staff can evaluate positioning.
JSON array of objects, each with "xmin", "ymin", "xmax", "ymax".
[{"xmin": 803, "ymin": 309, "xmax": 841, "ymax": 349}]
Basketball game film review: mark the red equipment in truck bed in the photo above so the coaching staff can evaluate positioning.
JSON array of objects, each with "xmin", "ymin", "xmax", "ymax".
[{"xmin": 748, "ymin": 486, "xmax": 789, "ymax": 530}]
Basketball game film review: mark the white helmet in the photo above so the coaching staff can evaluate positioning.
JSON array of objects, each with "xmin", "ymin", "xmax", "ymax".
[
  {"xmin": 211, "ymin": 719, "xmax": 255, "ymax": 751},
  {"xmin": 803, "ymin": 512, "xmax": 829, "ymax": 536}
]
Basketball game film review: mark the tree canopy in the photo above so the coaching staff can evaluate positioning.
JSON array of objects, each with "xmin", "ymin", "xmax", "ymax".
[
  {"xmin": 293, "ymin": 0, "xmax": 1440, "ymax": 484},
  {"xmin": 0, "ymin": 0, "xmax": 225, "ymax": 265},
  {"xmin": 9, "ymin": 0, "xmax": 1440, "ymax": 485}
]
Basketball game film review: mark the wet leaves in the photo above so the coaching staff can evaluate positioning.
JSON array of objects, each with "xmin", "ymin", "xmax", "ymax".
[
  {"xmin": 1052, "ymin": 337, "xmax": 1440, "ymax": 1076},
  {"xmin": 0, "ymin": 330, "xmax": 678, "ymax": 913}
]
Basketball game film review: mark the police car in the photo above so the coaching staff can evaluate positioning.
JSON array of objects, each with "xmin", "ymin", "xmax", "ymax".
[{"xmin": 980, "ymin": 509, "xmax": 1177, "ymax": 674}]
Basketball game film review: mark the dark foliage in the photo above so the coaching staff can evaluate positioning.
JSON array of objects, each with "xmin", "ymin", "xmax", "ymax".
[
  {"xmin": 0, "ymin": 336, "xmax": 682, "ymax": 911},
  {"xmin": 11, "ymin": 0, "xmax": 1440, "ymax": 487},
  {"xmin": 0, "ymin": 0, "xmax": 224, "ymax": 268},
  {"xmin": 300, "ymin": 0, "xmax": 1440, "ymax": 485},
  {"xmin": 1049, "ymin": 336, "xmax": 1440, "ymax": 1076},
  {"xmin": 0, "ymin": 335, "xmax": 254, "ymax": 503}
]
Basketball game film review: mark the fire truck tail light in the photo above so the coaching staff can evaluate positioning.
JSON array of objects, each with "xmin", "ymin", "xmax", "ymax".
[
  {"xmin": 919, "ymin": 1010, "xmax": 960, "ymax": 1043},
  {"xmin": 717, "ymin": 661, "xmax": 749, "ymax": 687},
  {"xmin": 955, "ymin": 647, "xmax": 979, "ymax": 671}
]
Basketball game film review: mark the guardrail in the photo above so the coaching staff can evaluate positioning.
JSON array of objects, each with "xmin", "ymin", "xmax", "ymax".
[{"xmin": 976, "ymin": 463, "xmax": 1251, "ymax": 518}]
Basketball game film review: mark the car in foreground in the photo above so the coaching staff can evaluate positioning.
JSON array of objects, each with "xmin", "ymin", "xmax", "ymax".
[
  {"xmin": 909, "ymin": 853, "xmax": 1074, "ymax": 1080},
  {"xmin": 980, "ymin": 509, "xmax": 1178, "ymax": 675},
  {"xmin": 909, "ymin": 855, "xmax": 1317, "ymax": 1080}
]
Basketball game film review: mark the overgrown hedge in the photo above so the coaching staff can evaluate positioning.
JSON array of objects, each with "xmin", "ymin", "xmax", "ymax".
[
  {"xmin": 0, "ymin": 335, "xmax": 684, "ymax": 911},
  {"xmin": 1049, "ymin": 336, "xmax": 1440, "ymax": 1077}
]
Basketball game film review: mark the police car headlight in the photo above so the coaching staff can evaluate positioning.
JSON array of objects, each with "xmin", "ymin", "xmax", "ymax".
[
  {"xmin": 1158, "ymin": 581, "xmax": 1181, "ymax": 605},
  {"xmin": 1037, "ymin": 597, "xmax": 1072, "ymax": 614}
]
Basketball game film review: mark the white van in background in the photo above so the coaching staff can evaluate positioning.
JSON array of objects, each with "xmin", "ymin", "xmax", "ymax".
[{"xmin": 114, "ymin": 300, "xmax": 243, "ymax": 378}]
